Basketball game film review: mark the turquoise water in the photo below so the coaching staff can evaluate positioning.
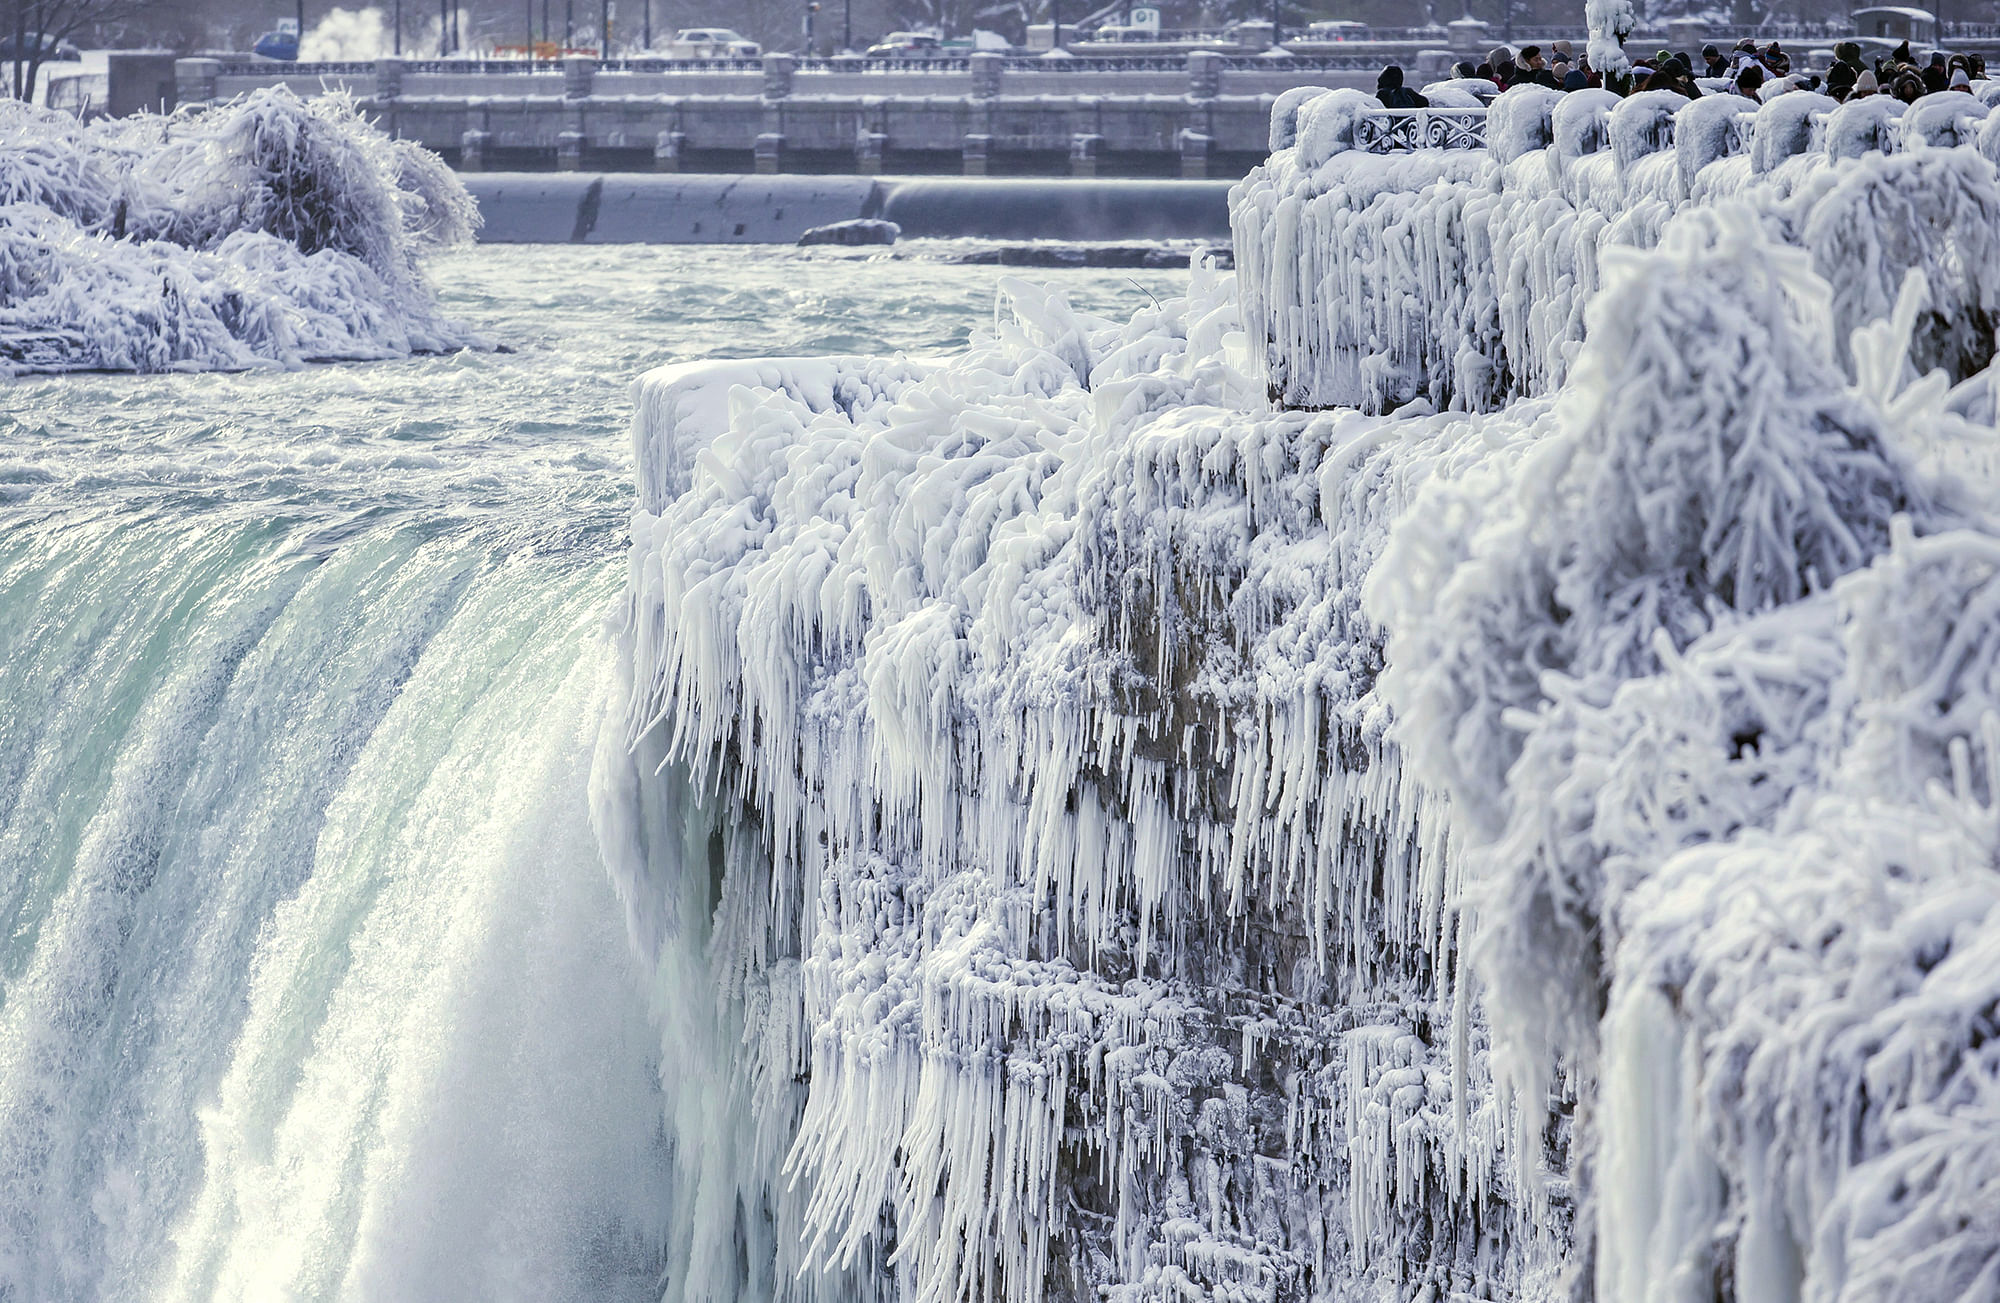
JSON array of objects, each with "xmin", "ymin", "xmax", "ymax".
[{"xmin": 0, "ymin": 246, "xmax": 1183, "ymax": 1302}]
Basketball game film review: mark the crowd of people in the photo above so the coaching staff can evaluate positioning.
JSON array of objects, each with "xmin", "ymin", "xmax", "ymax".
[{"xmin": 1375, "ymin": 37, "xmax": 1990, "ymax": 109}]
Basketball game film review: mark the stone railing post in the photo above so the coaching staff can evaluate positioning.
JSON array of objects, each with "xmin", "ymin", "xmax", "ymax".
[
  {"xmin": 175, "ymin": 57, "xmax": 220, "ymax": 105},
  {"xmin": 1667, "ymin": 18, "xmax": 1707, "ymax": 51},
  {"xmin": 755, "ymin": 131, "xmax": 785, "ymax": 172},
  {"xmin": 1178, "ymin": 128, "xmax": 1212, "ymax": 178},
  {"xmin": 962, "ymin": 132, "xmax": 992, "ymax": 175},
  {"xmin": 460, "ymin": 129, "xmax": 491, "ymax": 169},
  {"xmin": 375, "ymin": 56, "xmax": 403, "ymax": 98},
  {"xmin": 655, "ymin": 129, "xmax": 686, "ymax": 171},
  {"xmin": 557, "ymin": 129, "xmax": 585, "ymax": 168},
  {"xmin": 856, "ymin": 130, "xmax": 887, "ymax": 173},
  {"xmin": 1446, "ymin": 17, "xmax": 1488, "ymax": 57},
  {"xmin": 563, "ymin": 55, "xmax": 595, "ymax": 98},
  {"xmin": 762, "ymin": 53, "xmax": 795, "ymax": 98},
  {"xmin": 1187, "ymin": 49, "xmax": 1222, "ymax": 98},
  {"xmin": 1069, "ymin": 131, "xmax": 1102, "ymax": 177},
  {"xmin": 970, "ymin": 51, "xmax": 1003, "ymax": 97}
]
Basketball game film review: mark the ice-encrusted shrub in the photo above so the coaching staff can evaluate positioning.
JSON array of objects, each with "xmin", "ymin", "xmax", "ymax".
[
  {"xmin": 1594, "ymin": 527, "xmax": 2000, "ymax": 1303},
  {"xmin": 1365, "ymin": 211, "xmax": 1931, "ymax": 1287},
  {"xmin": 0, "ymin": 88, "xmax": 477, "ymax": 373}
]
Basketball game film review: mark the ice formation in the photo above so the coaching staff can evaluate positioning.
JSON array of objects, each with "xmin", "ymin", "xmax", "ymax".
[
  {"xmin": 602, "ymin": 88, "xmax": 2000, "ymax": 1303},
  {"xmin": 0, "ymin": 89, "xmax": 476, "ymax": 374}
]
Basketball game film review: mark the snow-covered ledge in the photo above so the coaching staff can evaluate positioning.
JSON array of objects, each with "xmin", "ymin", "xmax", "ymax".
[{"xmin": 603, "ymin": 95, "xmax": 2000, "ymax": 1303}]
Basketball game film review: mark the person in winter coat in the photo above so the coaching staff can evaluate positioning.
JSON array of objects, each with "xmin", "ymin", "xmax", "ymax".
[
  {"xmin": 1826, "ymin": 61, "xmax": 1857, "ymax": 101},
  {"xmin": 1376, "ymin": 65, "xmax": 1429, "ymax": 109},
  {"xmin": 1735, "ymin": 63, "xmax": 1765, "ymax": 99},
  {"xmin": 1516, "ymin": 45, "xmax": 1559, "ymax": 87},
  {"xmin": 1832, "ymin": 40, "xmax": 1865, "ymax": 81}
]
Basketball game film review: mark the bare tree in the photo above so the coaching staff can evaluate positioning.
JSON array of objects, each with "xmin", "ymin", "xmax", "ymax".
[{"xmin": 7, "ymin": 0, "xmax": 148, "ymax": 102}]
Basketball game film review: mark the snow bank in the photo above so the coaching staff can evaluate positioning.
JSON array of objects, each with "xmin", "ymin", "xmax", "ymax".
[
  {"xmin": 605, "ymin": 88, "xmax": 2000, "ymax": 1303},
  {"xmin": 1232, "ymin": 90, "xmax": 2000, "ymax": 412},
  {"xmin": 0, "ymin": 88, "xmax": 477, "ymax": 374}
]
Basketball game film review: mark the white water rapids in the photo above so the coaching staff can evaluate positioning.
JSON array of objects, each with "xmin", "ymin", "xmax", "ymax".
[{"xmin": 0, "ymin": 245, "xmax": 1181, "ymax": 1302}]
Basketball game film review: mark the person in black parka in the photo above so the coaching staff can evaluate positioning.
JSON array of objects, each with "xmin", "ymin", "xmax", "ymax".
[{"xmin": 1376, "ymin": 65, "xmax": 1429, "ymax": 108}]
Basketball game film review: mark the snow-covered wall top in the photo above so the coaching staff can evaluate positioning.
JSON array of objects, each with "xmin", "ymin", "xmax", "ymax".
[
  {"xmin": 1235, "ymin": 85, "xmax": 2000, "ymax": 412},
  {"xmin": 0, "ymin": 89, "xmax": 477, "ymax": 374},
  {"xmin": 604, "ymin": 82, "xmax": 2000, "ymax": 1303}
]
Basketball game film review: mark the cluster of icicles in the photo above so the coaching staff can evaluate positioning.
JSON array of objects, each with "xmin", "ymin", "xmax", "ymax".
[{"xmin": 603, "ymin": 95, "xmax": 2000, "ymax": 1303}]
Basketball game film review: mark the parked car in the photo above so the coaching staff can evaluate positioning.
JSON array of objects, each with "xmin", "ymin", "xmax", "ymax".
[
  {"xmin": 251, "ymin": 30, "xmax": 299, "ymax": 60},
  {"xmin": 663, "ymin": 28, "xmax": 760, "ymax": 56},
  {"xmin": 865, "ymin": 31, "xmax": 943, "ymax": 56},
  {"xmin": 0, "ymin": 33, "xmax": 83, "ymax": 61}
]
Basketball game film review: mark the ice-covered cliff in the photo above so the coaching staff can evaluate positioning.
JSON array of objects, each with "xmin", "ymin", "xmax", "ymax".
[
  {"xmin": 0, "ymin": 88, "xmax": 476, "ymax": 374},
  {"xmin": 603, "ymin": 89, "xmax": 2000, "ymax": 1303}
]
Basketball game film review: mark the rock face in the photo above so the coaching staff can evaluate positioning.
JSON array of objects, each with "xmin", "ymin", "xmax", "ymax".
[{"xmin": 604, "ymin": 90, "xmax": 2000, "ymax": 1303}]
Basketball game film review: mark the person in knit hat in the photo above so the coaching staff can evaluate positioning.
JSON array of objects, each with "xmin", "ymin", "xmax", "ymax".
[
  {"xmin": 1851, "ymin": 68, "xmax": 1879, "ymax": 98},
  {"xmin": 1952, "ymin": 67, "xmax": 1974, "ymax": 91}
]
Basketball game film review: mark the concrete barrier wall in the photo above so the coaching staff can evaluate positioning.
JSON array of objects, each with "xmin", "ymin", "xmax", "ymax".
[{"xmin": 461, "ymin": 173, "xmax": 1232, "ymax": 243}]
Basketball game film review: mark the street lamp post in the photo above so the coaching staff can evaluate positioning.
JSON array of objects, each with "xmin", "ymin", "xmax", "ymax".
[{"xmin": 843, "ymin": 0, "xmax": 850, "ymax": 52}]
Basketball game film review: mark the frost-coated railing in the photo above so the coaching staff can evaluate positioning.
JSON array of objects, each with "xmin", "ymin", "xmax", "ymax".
[
  {"xmin": 1355, "ymin": 107, "xmax": 1489, "ymax": 152},
  {"xmin": 1236, "ymin": 85, "xmax": 2000, "ymax": 414}
]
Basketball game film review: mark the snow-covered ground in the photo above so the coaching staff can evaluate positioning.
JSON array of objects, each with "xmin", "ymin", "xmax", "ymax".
[
  {"xmin": 605, "ymin": 86, "xmax": 2000, "ymax": 1303},
  {"xmin": 0, "ymin": 87, "xmax": 476, "ymax": 374}
]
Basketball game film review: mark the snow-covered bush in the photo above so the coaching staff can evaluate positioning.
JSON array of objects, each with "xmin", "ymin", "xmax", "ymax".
[{"xmin": 0, "ymin": 89, "xmax": 477, "ymax": 374}]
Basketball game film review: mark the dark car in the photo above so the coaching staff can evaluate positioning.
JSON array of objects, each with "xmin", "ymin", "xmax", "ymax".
[{"xmin": 0, "ymin": 33, "xmax": 83, "ymax": 61}]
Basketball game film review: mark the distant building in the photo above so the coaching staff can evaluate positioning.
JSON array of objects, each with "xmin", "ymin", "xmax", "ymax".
[{"xmin": 1851, "ymin": 5, "xmax": 1937, "ymax": 45}]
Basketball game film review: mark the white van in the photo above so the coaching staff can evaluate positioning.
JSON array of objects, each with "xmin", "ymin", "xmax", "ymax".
[{"xmin": 664, "ymin": 28, "xmax": 761, "ymax": 56}]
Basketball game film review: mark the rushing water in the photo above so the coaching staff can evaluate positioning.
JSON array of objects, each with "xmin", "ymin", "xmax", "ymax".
[{"xmin": 0, "ymin": 245, "xmax": 1183, "ymax": 1303}]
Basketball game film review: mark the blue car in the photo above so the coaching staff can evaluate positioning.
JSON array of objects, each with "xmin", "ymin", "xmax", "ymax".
[{"xmin": 253, "ymin": 30, "xmax": 300, "ymax": 60}]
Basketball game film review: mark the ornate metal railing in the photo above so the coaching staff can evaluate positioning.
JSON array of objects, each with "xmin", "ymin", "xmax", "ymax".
[
  {"xmin": 1218, "ymin": 52, "xmax": 1383, "ymax": 70},
  {"xmin": 794, "ymin": 55, "xmax": 974, "ymax": 71},
  {"xmin": 215, "ymin": 60, "xmax": 380, "ymax": 75},
  {"xmin": 603, "ymin": 56, "xmax": 763, "ymax": 71},
  {"xmin": 1354, "ymin": 108, "xmax": 1489, "ymax": 153}
]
